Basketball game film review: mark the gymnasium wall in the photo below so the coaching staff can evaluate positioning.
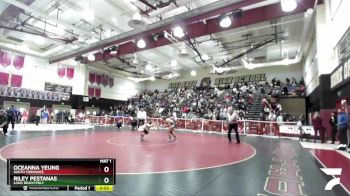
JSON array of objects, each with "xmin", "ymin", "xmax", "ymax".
[
  {"xmin": 302, "ymin": 2, "xmax": 350, "ymax": 96},
  {"xmin": 145, "ymin": 63, "xmax": 303, "ymax": 91},
  {"xmin": 0, "ymin": 54, "xmax": 86, "ymax": 95},
  {"xmin": 303, "ymin": 39, "xmax": 319, "ymax": 96},
  {"xmin": 0, "ymin": 52, "xmax": 144, "ymax": 101},
  {"xmin": 304, "ymin": 1, "xmax": 350, "ymax": 114},
  {"xmin": 85, "ymin": 64, "xmax": 146, "ymax": 101},
  {"xmin": 316, "ymin": 1, "xmax": 350, "ymax": 76}
]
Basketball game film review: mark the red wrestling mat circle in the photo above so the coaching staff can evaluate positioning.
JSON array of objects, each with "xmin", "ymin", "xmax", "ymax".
[{"xmin": 0, "ymin": 131, "xmax": 256, "ymax": 174}]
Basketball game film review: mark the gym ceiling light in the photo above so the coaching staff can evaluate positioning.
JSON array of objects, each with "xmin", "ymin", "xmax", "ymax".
[
  {"xmin": 170, "ymin": 59, "xmax": 177, "ymax": 67},
  {"xmin": 281, "ymin": 0, "xmax": 297, "ymax": 12},
  {"xmin": 202, "ymin": 54, "xmax": 210, "ymax": 61},
  {"xmin": 173, "ymin": 26, "xmax": 185, "ymax": 38},
  {"xmin": 137, "ymin": 39, "xmax": 146, "ymax": 48},
  {"xmin": 219, "ymin": 10, "xmax": 242, "ymax": 28},
  {"xmin": 145, "ymin": 63, "xmax": 153, "ymax": 71},
  {"xmin": 191, "ymin": 70, "xmax": 197, "ymax": 76},
  {"xmin": 87, "ymin": 53, "xmax": 95, "ymax": 61},
  {"xmin": 219, "ymin": 15, "xmax": 232, "ymax": 28},
  {"xmin": 133, "ymin": 12, "xmax": 142, "ymax": 21}
]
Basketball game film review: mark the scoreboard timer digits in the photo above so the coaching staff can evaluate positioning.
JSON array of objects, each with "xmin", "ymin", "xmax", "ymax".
[{"xmin": 7, "ymin": 158, "xmax": 116, "ymax": 192}]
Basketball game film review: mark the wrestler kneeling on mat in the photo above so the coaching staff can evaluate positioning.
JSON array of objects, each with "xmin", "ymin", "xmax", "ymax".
[
  {"xmin": 163, "ymin": 116, "xmax": 176, "ymax": 142},
  {"xmin": 139, "ymin": 121, "xmax": 155, "ymax": 141}
]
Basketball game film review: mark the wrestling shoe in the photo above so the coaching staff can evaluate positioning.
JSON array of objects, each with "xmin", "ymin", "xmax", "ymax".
[
  {"xmin": 338, "ymin": 144, "xmax": 347, "ymax": 151},
  {"xmin": 336, "ymin": 144, "xmax": 345, "ymax": 150}
]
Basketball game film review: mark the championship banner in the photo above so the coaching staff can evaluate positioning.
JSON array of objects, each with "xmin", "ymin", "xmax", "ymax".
[
  {"xmin": 0, "ymin": 50, "xmax": 25, "ymax": 69},
  {"xmin": 10, "ymin": 74, "xmax": 22, "ymax": 87},
  {"xmin": 0, "ymin": 49, "xmax": 12, "ymax": 67},
  {"xmin": 89, "ymin": 72, "xmax": 96, "ymax": 84},
  {"xmin": 12, "ymin": 53, "xmax": 25, "ymax": 70},
  {"xmin": 0, "ymin": 72, "xmax": 9, "ymax": 85},
  {"xmin": 108, "ymin": 77, "xmax": 114, "ymax": 88},
  {"xmin": 66, "ymin": 66, "xmax": 75, "ymax": 80},
  {"xmin": 0, "ymin": 85, "xmax": 67, "ymax": 101},
  {"xmin": 331, "ymin": 27, "xmax": 350, "ymax": 89},
  {"xmin": 95, "ymin": 87, "xmax": 101, "ymax": 99},
  {"xmin": 57, "ymin": 64, "xmax": 66, "ymax": 78},
  {"xmin": 337, "ymin": 27, "xmax": 350, "ymax": 65},
  {"xmin": 44, "ymin": 82, "xmax": 72, "ymax": 94},
  {"xmin": 96, "ymin": 75, "xmax": 102, "ymax": 85},
  {"xmin": 102, "ymin": 74, "xmax": 109, "ymax": 87}
]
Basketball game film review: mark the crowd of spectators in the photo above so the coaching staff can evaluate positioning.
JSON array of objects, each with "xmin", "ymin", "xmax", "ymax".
[
  {"xmin": 0, "ymin": 77, "xmax": 306, "ymax": 136},
  {"xmin": 125, "ymin": 83, "xmax": 258, "ymax": 120},
  {"xmin": 87, "ymin": 77, "xmax": 305, "ymax": 122},
  {"xmin": 262, "ymin": 77, "xmax": 305, "ymax": 97}
]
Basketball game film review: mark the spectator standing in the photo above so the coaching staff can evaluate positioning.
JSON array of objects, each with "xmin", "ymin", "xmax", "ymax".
[
  {"xmin": 312, "ymin": 112, "xmax": 324, "ymax": 143},
  {"xmin": 223, "ymin": 107, "xmax": 228, "ymax": 120},
  {"xmin": 0, "ymin": 110, "xmax": 8, "ymax": 135},
  {"xmin": 35, "ymin": 107, "xmax": 43, "ymax": 126},
  {"xmin": 130, "ymin": 117, "xmax": 137, "ymax": 131},
  {"xmin": 6, "ymin": 105, "xmax": 17, "ymax": 131},
  {"xmin": 329, "ymin": 112, "xmax": 338, "ymax": 144},
  {"xmin": 276, "ymin": 114, "xmax": 283, "ymax": 136},
  {"xmin": 337, "ymin": 108, "xmax": 349, "ymax": 150},
  {"xmin": 261, "ymin": 97, "xmax": 268, "ymax": 110},
  {"xmin": 42, "ymin": 108, "xmax": 49, "ymax": 124},
  {"xmin": 21, "ymin": 109, "xmax": 29, "ymax": 126},
  {"xmin": 297, "ymin": 117, "xmax": 304, "ymax": 141},
  {"xmin": 343, "ymin": 100, "xmax": 350, "ymax": 151},
  {"xmin": 64, "ymin": 110, "xmax": 70, "ymax": 124},
  {"xmin": 247, "ymin": 93, "xmax": 253, "ymax": 105},
  {"xmin": 50, "ymin": 111, "xmax": 55, "ymax": 123},
  {"xmin": 56, "ymin": 111, "xmax": 61, "ymax": 123},
  {"xmin": 15, "ymin": 109, "xmax": 21, "ymax": 123}
]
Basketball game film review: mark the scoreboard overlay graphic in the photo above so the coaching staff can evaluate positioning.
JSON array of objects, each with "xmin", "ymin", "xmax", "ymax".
[{"xmin": 7, "ymin": 158, "xmax": 115, "ymax": 191}]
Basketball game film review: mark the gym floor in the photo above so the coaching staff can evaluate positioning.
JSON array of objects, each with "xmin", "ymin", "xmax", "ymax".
[{"xmin": 0, "ymin": 126, "xmax": 348, "ymax": 196}]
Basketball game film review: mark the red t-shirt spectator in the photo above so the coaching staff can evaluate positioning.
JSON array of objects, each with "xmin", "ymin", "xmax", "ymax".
[
  {"xmin": 262, "ymin": 98, "xmax": 268, "ymax": 108},
  {"xmin": 182, "ymin": 106, "xmax": 190, "ymax": 113}
]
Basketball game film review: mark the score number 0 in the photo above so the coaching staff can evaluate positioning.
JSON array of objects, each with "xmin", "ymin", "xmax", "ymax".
[{"xmin": 103, "ymin": 166, "xmax": 110, "ymax": 184}]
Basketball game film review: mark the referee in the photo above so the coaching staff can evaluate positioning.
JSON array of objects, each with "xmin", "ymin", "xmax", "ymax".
[
  {"xmin": 0, "ymin": 110, "xmax": 8, "ymax": 135},
  {"xmin": 227, "ymin": 109, "xmax": 240, "ymax": 143},
  {"xmin": 6, "ymin": 105, "xmax": 17, "ymax": 131},
  {"xmin": 137, "ymin": 108, "xmax": 147, "ymax": 128}
]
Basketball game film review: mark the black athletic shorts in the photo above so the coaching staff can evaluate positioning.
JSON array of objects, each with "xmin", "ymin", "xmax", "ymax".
[{"xmin": 143, "ymin": 130, "xmax": 149, "ymax": 134}]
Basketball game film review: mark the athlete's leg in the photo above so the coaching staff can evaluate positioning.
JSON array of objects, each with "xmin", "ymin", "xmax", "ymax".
[
  {"xmin": 170, "ymin": 127, "xmax": 176, "ymax": 140},
  {"xmin": 141, "ymin": 130, "xmax": 148, "ymax": 141},
  {"xmin": 140, "ymin": 132, "xmax": 145, "ymax": 141},
  {"xmin": 168, "ymin": 127, "xmax": 172, "ymax": 141}
]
